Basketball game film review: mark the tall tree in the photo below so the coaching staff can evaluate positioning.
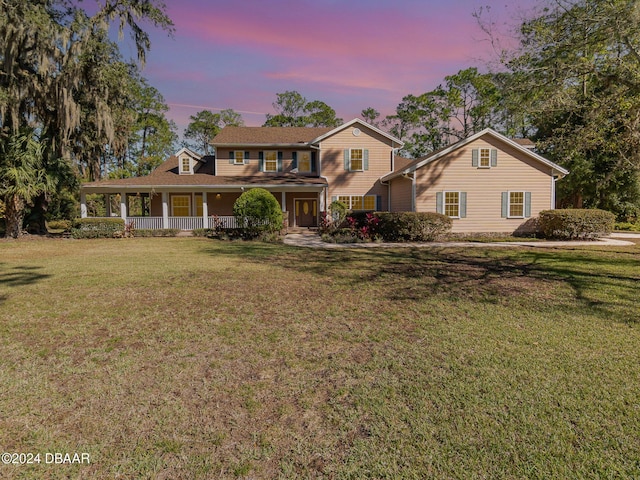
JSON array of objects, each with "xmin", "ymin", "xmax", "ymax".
[
  {"xmin": 184, "ymin": 109, "xmax": 244, "ymax": 155},
  {"xmin": 361, "ymin": 107, "xmax": 381, "ymax": 127},
  {"xmin": 495, "ymin": 0, "xmax": 640, "ymax": 217},
  {"xmin": 264, "ymin": 91, "xmax": 342, "ymax": 127},
  {"xmin": 0, "ymin": 0, "xmax": 173, "ymax": 235},
  {"xmin": 385, "ymin": 68, "xmax": 503, "ymax": 157}
]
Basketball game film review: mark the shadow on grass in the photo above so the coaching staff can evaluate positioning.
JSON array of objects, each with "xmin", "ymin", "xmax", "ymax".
[
  {"xmin": 0, "ymin": 264, "xmax": 52, "ymax": 305},
  {"xmin": 199, "ymin": 240, "xmax": 640, "ymax": 324}
]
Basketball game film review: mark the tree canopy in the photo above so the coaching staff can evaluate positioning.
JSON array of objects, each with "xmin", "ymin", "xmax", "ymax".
[
  {"xmin": 184, "ymin": 109, "xmax": 244, "ymax": 155},
  {"xmin": 0, "ymin": 0, "xmax": 173, "ymax": 236},
  {"xmin": 264, "ymin": 91, "xmax": 343, "ymax": 127},
  {"xmin": 495, "ymin": 0, "xmax": 640, "ymax": 218}
]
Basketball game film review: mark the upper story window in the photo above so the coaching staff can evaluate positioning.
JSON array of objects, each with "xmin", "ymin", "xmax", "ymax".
[
  {"xmin": 350, "ymin": 149, "xmax": 364, "ymax": 171},
  {"xmin": 472, "ymin": 148, "xmax": 497, "ymax": 168},
  {"xmin": 479, "ymin": 148, "xmax": 491, "ymax": 168},
  {"xmin": 344, "ymin": 148, "xmax": 368, "ymax": 171},
  {"xmin": 234, "ymin": 151, "xmax": 245, "ymax": 165},
  {"xmin": 298, "ymin": 151, "xmax": 312, "ymax": 172},
  {"xmin": 179, "ymin": 156, "xmax": 193, "ymax": 175},
  {"xmin": 264, "ymin": 151, "xmax": 278, "ymax": 172}
]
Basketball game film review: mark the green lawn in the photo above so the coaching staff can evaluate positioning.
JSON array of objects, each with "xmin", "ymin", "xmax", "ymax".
[{"xmin": 1, "ymin": 237, "xmax": 640, "ymax": 479}]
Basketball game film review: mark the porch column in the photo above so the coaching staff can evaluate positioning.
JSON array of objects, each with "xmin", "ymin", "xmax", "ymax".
[
  {"xmin": 80, "ymin": 192, "xmax": 87, "ymax": 218},
  {"xmin": 281, "ymin": 192, "xmax": 286, "ymax": 212},
  {"xmin": 202, "ymin": 192, "xmax": 209, "ymax": 229},
  {"xmin": 105, "ymin": 194, "xmax": 112, "ymax": 217},
  {"xmin": 162, "ymin": 192, "xmax": 169, "ymax": 229},
  {"xmin": 319, "ymin": 189, "xmax": 326, "ymax": 212},
  {"xmin": 120, "ymin": 191, "xmax": 127, "ymax": 220}
]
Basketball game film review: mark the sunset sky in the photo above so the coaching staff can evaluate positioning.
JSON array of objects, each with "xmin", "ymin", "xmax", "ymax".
[{"xmin": 126, "ymin": 0, "xmax": 539, "ymax": 133}]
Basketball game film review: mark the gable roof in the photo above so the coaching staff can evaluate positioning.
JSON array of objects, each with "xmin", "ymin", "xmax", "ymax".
[
  {"xmin": 212, "ymin": 126, "xmax": 332, "ymax": 146},
  {"xmin": 309, "ymin": 118, "xmax": 404, "ymax": 146},
  {"xmin": 381, "ymin": 128, "xmax": 569, "ymax": 182}
]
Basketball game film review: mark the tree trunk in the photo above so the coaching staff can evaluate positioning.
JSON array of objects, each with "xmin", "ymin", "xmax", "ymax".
[{"xmin": 4, "ymin": 195, "xmax": 25, "ymax": 239}]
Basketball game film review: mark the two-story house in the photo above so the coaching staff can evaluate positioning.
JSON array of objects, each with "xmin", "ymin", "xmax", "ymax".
[
  {"xmin": 80, "ymin": 118, "xmax": 568, "ymax": 233},
  {"xmin": 80, "ymin": 119, "xmax": 403, "ymax": 229}
]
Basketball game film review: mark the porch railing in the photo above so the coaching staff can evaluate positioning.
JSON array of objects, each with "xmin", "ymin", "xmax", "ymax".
[
  {"xmin": 127, "ymin": 216, "xmax": 163, "ymax": 230},
  {"xmin": 125, "ymin": 216, "xmax": 238, "ymax": 230}
]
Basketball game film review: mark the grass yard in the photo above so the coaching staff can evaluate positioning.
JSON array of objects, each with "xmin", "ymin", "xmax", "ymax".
[{"xmin": 1, "ymin": 237, "xmax": 640, "ymax": 479}]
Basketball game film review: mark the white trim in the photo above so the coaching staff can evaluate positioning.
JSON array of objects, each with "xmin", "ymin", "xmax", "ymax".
[
  {"xmin": 310, "ymin": 118, "xmax": 404, "ymax": 147},
  {"xmin": 336, "ymin": 194, "xmax": 376, "ymax": 211},
  {"xmin": 175, "ymin": 147, "xmax": 202, "ymax": 161},
  {"xmin": 162, "ymin": 192, "xmax": 169, "ymax": 228},
  {"xmin": 202, "ymin": 192, "xmax": 209, "ymax": 229},
  {"xmin": 507, "ymin": 191, "xmax": 525, "ymax": 219},
  {"xmin": 443, "ymin": 190, "xmax": 461, "ymax": 219},
  {"xmin": 263, "ymin": 150, "xmax": 278, "ymax": 172},
  {"xmin": 349, "ymin": 148, "xmax": 364, "ymax": 171},
  {"xmin": 233, "ymin": 150, "xmax": 245, "ymax": 165},
  {"xmin": 120, "ymin": 192, "xmax": 127, "ymax": 220},
  {"xmin": 478, "ymin": 148, "xmax": 491, "ymax": 169},
  {"xmin": 381, "ymin": 128, "xmax": 569, "ymax": 182}
]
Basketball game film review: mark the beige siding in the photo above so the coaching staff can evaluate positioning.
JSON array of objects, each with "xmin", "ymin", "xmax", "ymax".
[
  {"xmin": 320, "ymin": 125, "xmax": 394, "ymax": 210},
  {"xmin": 389, "ymin": 176, "xmax": 413, "ymax": 212},
  {"xmin": 215, "ymin": 148, "xmax": 317, "ymax": 176},
  {"xmin": 414, "ymin": 136, "xmax": 554, "ymax": 233}
]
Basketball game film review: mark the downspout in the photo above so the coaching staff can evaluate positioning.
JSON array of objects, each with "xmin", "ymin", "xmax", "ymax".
[{"xmin": 552, "ymin": 174, "xmax": 559, "ymax": 209}]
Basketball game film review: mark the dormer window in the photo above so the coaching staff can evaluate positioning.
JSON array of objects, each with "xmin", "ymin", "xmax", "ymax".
[{"xmin": 179, "ymin": 156, "xmax": 193, "ymax": 175}]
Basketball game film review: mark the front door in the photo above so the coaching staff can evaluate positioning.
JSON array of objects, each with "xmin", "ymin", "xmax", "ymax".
[{"xmin": 295, "ymin": 199, "xmax": 317, "ymax": 227}]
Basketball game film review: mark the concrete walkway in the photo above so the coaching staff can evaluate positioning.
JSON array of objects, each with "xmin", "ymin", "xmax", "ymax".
[{"xmin": 283, "ymin": 232, "xmax": 638, "ymax": 249}]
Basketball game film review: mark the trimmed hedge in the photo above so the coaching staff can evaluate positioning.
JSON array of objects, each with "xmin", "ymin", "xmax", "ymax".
[
  {"xmin": 538, "ymin": 209, "xmax": 615, "ymax": 240},
  {"xmin": 72, "ymin": 218, "xmax": 125, "ymax": 239},
  {"xmin": 133, "ymin": 228, "xmax": 180, "ymax": 237},
  {"xmin": 376, "ymin": 212, "xmax": 452, "ymax": 242}
]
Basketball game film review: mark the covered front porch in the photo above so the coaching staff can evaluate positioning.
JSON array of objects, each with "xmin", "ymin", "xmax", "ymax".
[{"xmin": 79, "ymin": 185, "xmax": 327, "ymax": 230}]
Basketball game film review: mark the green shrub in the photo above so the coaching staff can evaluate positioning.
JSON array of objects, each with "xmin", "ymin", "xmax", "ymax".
[
  {"xmin": 191, "ymin": 228, "xmax": 214, "ymax": 237},
  {"xmin": 376, "ymin": 212, "xmax": 452, "ymax": 242},
  {"xmin": 538, "ymin": 209, "xmax": 615, "ymax": 240},
  {"xmin": 47, "ymin": 220, "xmax": 72, "ymax": 231},
  {"xmin": 233, "ymin": 188, "xmax": 283, "ymax": 238},
  {"xmin": 615, "ymin": 222, "xmax": 640, "ymax": 232},
  {"xmin": 133, "ymin": 228, "xmax": 180, "ymax": 237},
  {"xmin": 71, "ymin": 217, "xmax": 125, "ymax": 239}
]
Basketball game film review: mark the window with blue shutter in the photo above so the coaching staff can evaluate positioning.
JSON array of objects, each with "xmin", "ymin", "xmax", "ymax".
[
  {"xmin": 258, "ymin": 151, "xmax": 264, "ymax": 172},
  {"xmin": 436, "ymin": 192, "xmax": 444, "ymax": 214},
  {"xmin": 343, "ymin": 149, "xmax": 350, "ymax": 170},
  {"xmin": 277, "ymin": 151, "xmax": 283, "ymax": 172},
  {"xmin": 291, "ymin": 152, "xmax": 298, "ymax": 169}
]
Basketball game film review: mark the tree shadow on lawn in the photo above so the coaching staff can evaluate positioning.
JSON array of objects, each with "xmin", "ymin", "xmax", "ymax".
[
  {"xmin": 201, "ymin": 242, "xmax": 640, "ymax": 324},
  {"xmin": 0, "ymin": 263, "xmax": 51, "ymax": 305}
]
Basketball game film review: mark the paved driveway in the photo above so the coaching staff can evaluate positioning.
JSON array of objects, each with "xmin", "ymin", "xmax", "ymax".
[{"xmin": 284, "ymin": 232, "xmax": 637, "ymax": 249}]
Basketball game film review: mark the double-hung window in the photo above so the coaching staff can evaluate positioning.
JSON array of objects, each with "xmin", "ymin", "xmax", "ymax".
[
  {"xmin": 479, "ymin": 148, "xmax": 491, "ymax": 168},
  {"xmin": 350, "ymin": 149, "xmax": 364, "ymax": 171},
  {"xmin": 437, "ymin": 191, "xmax": 466, "ymax": 218},
  {"xmin": 509, "ymin": 191, "xmax": 524, "ymax": 217},
  {"xmin": 298, "ymin": 151, "xmax": 312, "ymax": 172},
  {"xmin": 233, "ymin": 151, "xmax": 245, "ymax": 165},
  {"xmin": 180, "ymin": 157, "xmax": 191, "ymax": 174},
  {"xmin": 502, "ymin": 191, "xmax": 531, "ymax": 218},
  {"xmin": 444, "ymin": 192, "xmax": 460, "ymax": 218},
  {"xmin": 264, "ymin": 151, "xmax": 278, "ymax": 172}
]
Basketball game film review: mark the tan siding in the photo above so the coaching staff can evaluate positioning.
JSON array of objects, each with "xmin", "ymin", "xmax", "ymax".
[
  {"xmin": 389, "ymin": 177, "xmax": 412, "ymax": 212},
  {"xmin": 414, "ymin": 136, "xmax": 554, "ymax": 233},
  {"xmin": 208, "ymin": 192, "xmax": 241, "ymax": 216},
  {"xmin": 320, "ymin": 125, "xmax": 393, "ymax": 210},
  {"xmin": 215, "ymin": 148, "xmax": 317, "ymax": 176}
]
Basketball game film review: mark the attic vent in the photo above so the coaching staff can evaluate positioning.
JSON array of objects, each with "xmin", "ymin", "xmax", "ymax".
[{"xmin": 353, "ymin": 128, "xmax": 361, "ymax": 136}]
